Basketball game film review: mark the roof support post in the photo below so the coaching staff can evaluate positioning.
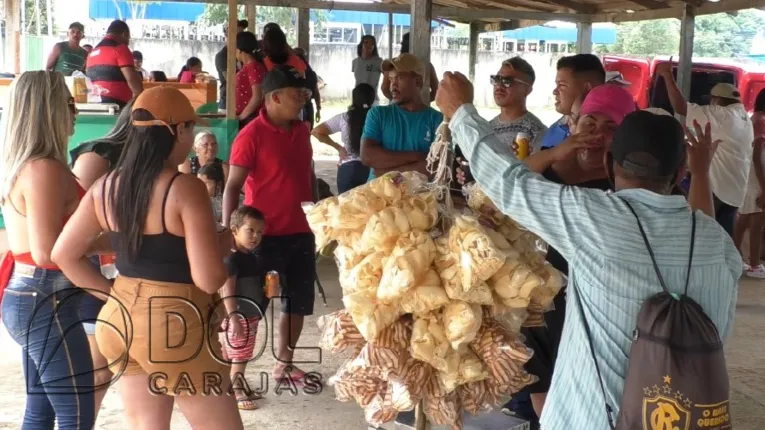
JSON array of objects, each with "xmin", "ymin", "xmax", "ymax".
[
  {"xmin": 468, "ymin": 22, "xmax": 479, "ymax": 83},
  {"xmin": 575, "ymin": 21, "xmax": 592, "ymax": 54},
  {"xmin": 4, "ymin": 0, "xmax": 21, "ymax": 74},
  {"xmin": 677, "ymin": 4, "xmax": 695, "ymax": 112},
  {"xmin": 297, "ymin": 8, "xmax": 310, "ymax": 56},
  {"xmin": 245, "ymin": 5, "xmax": 256, "ymax": 31},
  {"xmin": 225, "ymin": 0, "xmax": 237, "ymax": 120},
  {"xmin": 388, "ymin": 13, "xmax": 394, "ymax": 59},
  {"xmin": 411, "ymin": 0, "xmax": 433, "ymax": 104}
]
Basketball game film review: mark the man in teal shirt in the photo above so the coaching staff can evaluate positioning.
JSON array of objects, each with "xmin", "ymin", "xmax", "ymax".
[{"xmin": 360, "ymin": 53, "xmax": 443, "ymax": 180}]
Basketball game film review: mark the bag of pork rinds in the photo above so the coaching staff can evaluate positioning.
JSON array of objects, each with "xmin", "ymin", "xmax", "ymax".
[{"xmin": 317, "ymin": 310, "xmax": 366, "ymax": 354}]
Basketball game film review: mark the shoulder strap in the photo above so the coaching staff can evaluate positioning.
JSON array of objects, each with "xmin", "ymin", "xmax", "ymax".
[
  {"xmin": 624, "ymin": 200, "xmax": 670, "ymax": 294},
  {"xmin": 575, "ymin": 288, "xmax": 616, "ymax": 429},
  {"xmin": 161, "ymin": 172, "xmax": 183, "ymax": 232},
  {"xmin": 102, "ymin": 172, "xmax": 112, "ymax": 231},
  {"xmin": 685, "ymin": 211, "xmax": 697, "ymax": 295}
]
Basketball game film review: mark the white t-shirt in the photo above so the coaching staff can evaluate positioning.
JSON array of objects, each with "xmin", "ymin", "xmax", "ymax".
[{"xmin": 686, "ymin": 102, "xmax": 753, "ymax": 207}]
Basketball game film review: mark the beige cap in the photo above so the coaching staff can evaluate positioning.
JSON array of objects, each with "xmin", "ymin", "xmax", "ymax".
[
  {"xmin": 710, "ymin": 83, "xmax": 741, "ymax": 102},
  {"xmin": 381, "ymin": 53, "xmax": 426, "ymax": 78}
]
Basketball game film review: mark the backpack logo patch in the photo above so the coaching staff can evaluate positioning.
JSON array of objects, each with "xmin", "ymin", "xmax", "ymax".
[{"xmin": 642, "ymin": 375, "xmax": 691, "ymax": 430}]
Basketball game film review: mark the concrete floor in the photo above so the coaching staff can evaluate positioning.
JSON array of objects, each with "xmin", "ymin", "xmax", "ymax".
[{"xmin": 0, "ymin": 160, "xmax": 764, "ymax": 429}]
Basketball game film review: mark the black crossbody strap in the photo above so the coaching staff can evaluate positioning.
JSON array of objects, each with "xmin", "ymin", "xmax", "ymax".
[
  {"xmin": 574, "ymin": 288, "xmax": 616, "ymax": 429},
  {"xmin": 684, "ymin": 212, "xmax": 697, "ymax": 295},
  {"xmin": 623, "ymin": 201, "xmax": 670, "ymax": 294}
]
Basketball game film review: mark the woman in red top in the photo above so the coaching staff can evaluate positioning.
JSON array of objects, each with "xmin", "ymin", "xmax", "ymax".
[
  {"xmin": 235, "ymin": 32, "xmax": 266, "ymax": 130},
  {"xmin": 178, "ymin": 57, "xmax": 203, "ymax": 83},
  {"xmin": 0, "ymin": 71, "xmax": 106, "ymax": 429}
]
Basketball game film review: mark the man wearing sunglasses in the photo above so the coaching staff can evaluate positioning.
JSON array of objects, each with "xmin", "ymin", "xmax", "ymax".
[{"xmin": 489, "ymin": 57, "xmax": 547, "ymax": 156}]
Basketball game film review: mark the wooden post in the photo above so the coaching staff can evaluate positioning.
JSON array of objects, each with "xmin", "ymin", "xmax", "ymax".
[
  {"xmin": 5, "ymin": 0, "xmax": 21, "ymax": 74},
  {"xmin": 388, "ymin": 13, "xmax": 394, "ymax": 58},
  {"xmin": 410, "ymin": 0, "xmax": 432, "ymax": 104},
  {"xmin": 225, "ymin": 0, "xmax": 237, "ymax": 120},
  {"xmin": 677, "ymin": 4, "xmax": 695, "ymax": 120},
  {"xmin": 297, "ymin": 8, "xmax": 310, "ymax": 57},
  {"xmin": 245, "ymin": 4, "xmax": 256, "ymax": 30},
  {"xmin": 468, "ymin": 22, "xmax": 479, "ymax": 83},
  {"xmin": 575, "ymin": 21, "xmax": 592, "ymax": 54}
]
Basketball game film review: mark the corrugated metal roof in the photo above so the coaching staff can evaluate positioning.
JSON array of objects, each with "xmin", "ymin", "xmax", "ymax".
[
  {"xmin": 90, "ymin": 0, "xmax": 205, "ymax": 22},
  {"xmin": 502, "ymin": 26, "xmax": 616, "ymax": 44}
]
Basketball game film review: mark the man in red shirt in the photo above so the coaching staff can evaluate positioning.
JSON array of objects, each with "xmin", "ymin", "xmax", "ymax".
[
  {"xmin": 223, "ymin": 65, "xmax": 315, "ymax": 383},
  {"xmin": 86, "ymin": 20, "xmax": 143, "ymax": 108}
]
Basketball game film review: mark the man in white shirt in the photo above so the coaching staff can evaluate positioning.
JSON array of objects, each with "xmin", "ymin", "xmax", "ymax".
[{"xmin": 659, "ymin": 64, "xmax": 754, "ymax": 237}]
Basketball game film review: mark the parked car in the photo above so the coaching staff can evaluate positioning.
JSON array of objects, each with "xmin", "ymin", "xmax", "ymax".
[{"xmin": 603, "ymin": 55, "xmax": 765, "ymax": 114}]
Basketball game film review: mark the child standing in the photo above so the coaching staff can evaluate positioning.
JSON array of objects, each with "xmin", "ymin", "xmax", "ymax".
[{"xmin": 220, "ymin": 206, "xmax": 267, "ymax": 410}]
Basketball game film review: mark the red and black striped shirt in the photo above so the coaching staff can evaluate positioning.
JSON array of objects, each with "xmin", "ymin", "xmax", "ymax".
[{"xmin": 86, "ymin": 36, "xmax": 134, "ymax": 105}]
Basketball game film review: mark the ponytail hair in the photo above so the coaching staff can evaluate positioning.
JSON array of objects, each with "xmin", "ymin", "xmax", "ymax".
[{"xmin": 347, "ymin": 83, "xmax": 376, "ymax": 155}]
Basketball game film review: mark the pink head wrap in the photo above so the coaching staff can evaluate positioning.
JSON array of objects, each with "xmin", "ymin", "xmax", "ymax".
[{"xmin": 580, "ymin": 84, "xmax": 637, "ymax": 125}]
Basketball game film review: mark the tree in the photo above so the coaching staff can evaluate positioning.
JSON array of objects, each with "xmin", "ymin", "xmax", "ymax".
[
  {"xmin": 111, "ymin": 0, "xmax": 162, "ymax": 21},
  {"xmin": 23, "ymin": 0, "xmax": 51, "ymax": 35},
  {"xmin": 597, "ymin": 9, "xmax": 764, "ymax": 58},
  {"xmin": 198, "ymin": 4, "xmax": 326, "ymax": 45}
]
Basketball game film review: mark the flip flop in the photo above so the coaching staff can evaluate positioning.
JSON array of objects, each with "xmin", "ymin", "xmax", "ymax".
[
  {"xmin": 273, "ymin": 368, "xmax": 307, "ymax": 386},
  {"xmin": 237, "ymin": 397, "xmax": 258, "ymax": 410}
]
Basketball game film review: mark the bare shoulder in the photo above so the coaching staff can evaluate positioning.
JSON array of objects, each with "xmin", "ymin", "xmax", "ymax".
[
  {"xmin": 168, "ymin": 173, "xmax": 209, "ymax": 204},
  {"xmin": 20, "ymin": 158, "xmax": 71, "ymax": 186}
]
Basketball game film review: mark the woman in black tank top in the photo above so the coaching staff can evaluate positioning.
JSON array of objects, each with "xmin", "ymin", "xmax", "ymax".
[{"xmin": 52, "ymin": 87, "xmax": 244, "ymax": 430}]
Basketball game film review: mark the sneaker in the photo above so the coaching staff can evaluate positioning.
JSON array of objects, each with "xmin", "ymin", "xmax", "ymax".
[
  {"xmin": 743, "ymin": 263, "xmax": 752, "ymax": 273},
  {"xmin": 746, "ymin": 264, "xmax": 765, "ymax": 279}
]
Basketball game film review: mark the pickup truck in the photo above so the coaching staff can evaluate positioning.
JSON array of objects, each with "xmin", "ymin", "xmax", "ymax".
[{"xmin": 603, "ymin": 55, "xmax": 765, "ymax": 114}]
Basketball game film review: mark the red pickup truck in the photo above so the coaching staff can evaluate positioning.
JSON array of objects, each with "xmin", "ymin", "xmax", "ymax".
[{"xmin": 603, "ymin": 55, "xmax": 765, "ymax": 113}]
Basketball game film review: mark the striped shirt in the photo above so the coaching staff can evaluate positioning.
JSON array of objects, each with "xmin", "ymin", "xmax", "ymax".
[
  {"xmin": 450, "ymin": 104, "xmax": 741, "ymax": 430},
  {"xmin": 86, "ymin": 36, "xmax": 134, "ymax": 104}
]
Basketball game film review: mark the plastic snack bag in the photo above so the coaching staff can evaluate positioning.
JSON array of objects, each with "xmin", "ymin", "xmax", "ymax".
[
  {"xmin": 317, "ymin": 310, "xmax": 365, "ymax": 353},
  {"xmin": 331, "ymin": 187, "xmax": 387, "ymax": 232},
  {"xmin": 377, "ymin": 231, "xmax": 436, "ymax": 304},
  {"xmin": 400, "ymin": 269, "xmax": 450, "ymax": 315},
  {"xmin": 339, "ymin": 251, "xmax": 386, "ymax": 295},
  {"xmin": 366, "ymin": 171, "xmax": 428, "ymax": 204},
  {"xmin": 448, "ymin": 215, "xmax": 506, "ymax": 291},
  {"xmin": 442, "ymin": 301, "xmax": 483, "ymax": 350},
  {"xmin": 411, "ymin": 313, "xmax": 451, "ymax": 372},
  {"xmin": 344, "ymin": 290, "xmax": 402, "ymax": 341},
  {"xmin": 488, "ymin": 257, "xmax": 543, "ymax": 309}
]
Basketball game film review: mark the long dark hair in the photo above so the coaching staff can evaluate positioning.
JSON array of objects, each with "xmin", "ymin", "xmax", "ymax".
[
  {"xmin": 262, "ymin": 27, "xmax": 289, "ymax": 65},
  {"xmin": 178, "ymin": 57, "xmax": 202, "ymax": 80},
  {"xmin": 348, "ymin": 83, "xmax": 376, "ymax": 155},
  {"xmin": 401, "ymin": 33, "xmax": 410, "ymax": 54},
  {"xmin": 237, "ymin": 31, "xmax": 263, "ymax": 62},
  {"xmin": 755, "ymin": 88, "xmax": 765, "ymax": 112},
  {"xmin": 109, "ymin": 109, "xmax": 190, "ymax": 261},
  {"xmin": 357, "ymin": 35, "xmax": 379, "ymax": 58}
]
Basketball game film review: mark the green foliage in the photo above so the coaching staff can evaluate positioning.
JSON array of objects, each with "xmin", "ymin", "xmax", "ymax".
[
  {"xmin": 23, "ymin": 0, "xmax": 51, "ymax": 35},
  {"xmin": 598, "ymin": 9, "xmax": 764, "ymax": 58},
  {"xmin": 198, "ymin": 4, "xmax": 327, "ymax": 46}
]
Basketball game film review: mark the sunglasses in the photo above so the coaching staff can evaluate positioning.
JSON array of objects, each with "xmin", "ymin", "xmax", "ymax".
[{"xmin": 490, "ymin": 75, "xmax": 530, "ymax": 88}]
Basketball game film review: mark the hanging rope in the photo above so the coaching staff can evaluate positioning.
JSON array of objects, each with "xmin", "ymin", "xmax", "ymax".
[{"xmin": 425, "ymin": 121, "xmax": 455, "ymax": 230}]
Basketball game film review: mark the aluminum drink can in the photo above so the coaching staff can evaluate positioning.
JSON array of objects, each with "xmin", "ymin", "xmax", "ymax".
[
  {"xmin": 265, "ymin": 271, "xmax": 280, "ymax": 298},
  {"xmin": 515, "ymin": 132, "xmax": 531, "ymax": 160}
]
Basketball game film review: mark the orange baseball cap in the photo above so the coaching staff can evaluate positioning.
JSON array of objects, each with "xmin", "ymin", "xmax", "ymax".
[{"xmin": 131, "ymin": 86, "xmax": 208, "ymax": 133}]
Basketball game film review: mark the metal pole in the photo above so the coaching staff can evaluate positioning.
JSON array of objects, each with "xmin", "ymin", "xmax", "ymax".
[
  {"xmin": 677, "ymin": 5, "xmax": 695, "ymax": 110},
  {"xmin": 46, "ymin": 0, "xmax": 52, "ymax": 36},
  {"xmin": 34, "ymin": 0, "xmax": 40, "ymax": 36},
  {"xmin": 468, "ymin": 22, "xmax": 479, "ymax": 83},
  {"xmin": 388, "ymin": 13, "xmax": 393, "ymax": 58},
  {"xmin": 575, "ymin": 21, "xmax": 592, "ymax": 54},
  {"xmin": 225, "ymin": 0, "xmax": 237, "ymax": 120}
]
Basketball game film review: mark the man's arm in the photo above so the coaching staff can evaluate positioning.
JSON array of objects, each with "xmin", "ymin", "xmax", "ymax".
[
  {"xmin": 450, "ymin": 104, "xmax": 595, "ymax": 260},
  {"xmin": 360, "ymin": 138, "xmax": 425, "ymax": 170},
  {"xmin": 657, "ymin": 64, "xmax": 687, "ymax": 117},
  {"xmin": 374, "ymin": 159, "xmax": 428, "ymax": 178},
  {"xmin": 46, "ymin": 43, "xmax": 61, "ymax": 71},
  {"xmin": 121, "ymin": 66, "xmax": 144, "ymax": 97}
]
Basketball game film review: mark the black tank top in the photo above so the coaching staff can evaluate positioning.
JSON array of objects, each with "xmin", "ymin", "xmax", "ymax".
[
  {"xmin": 190, "ymin": 156, "xmax": 223, "ymax": 175},
  {"xmin": 105, "ymin": 172, "xmax": 193, "ymax": 284}
]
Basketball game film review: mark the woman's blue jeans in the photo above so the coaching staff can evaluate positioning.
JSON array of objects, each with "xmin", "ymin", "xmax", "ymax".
[{"xmin": 1, "ymin": 264, "xmax": 95, "ymax": 430}]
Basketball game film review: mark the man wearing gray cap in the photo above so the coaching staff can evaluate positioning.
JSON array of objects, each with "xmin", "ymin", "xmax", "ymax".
[{"xmin": 658, "ymin": 64, "xmax": 753, "ymax": 238}]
